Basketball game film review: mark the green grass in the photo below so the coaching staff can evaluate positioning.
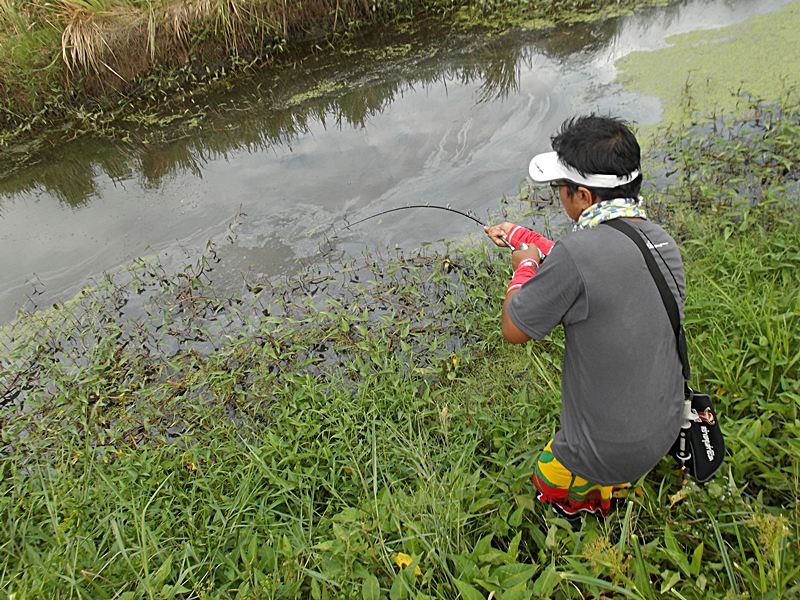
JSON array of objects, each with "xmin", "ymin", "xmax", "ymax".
[{"xmin": 1, "ymin": 102, "xmax": 799, "ymax": 597}]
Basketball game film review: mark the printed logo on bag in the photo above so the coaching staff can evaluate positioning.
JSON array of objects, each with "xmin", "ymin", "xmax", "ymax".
[
  {"xmin": 701, "ymin": 426, "xmax": 715, "ymax": 461},
  {"xmin": 697, "ymin": 409, "xmax": 715, "ymax": 425}
]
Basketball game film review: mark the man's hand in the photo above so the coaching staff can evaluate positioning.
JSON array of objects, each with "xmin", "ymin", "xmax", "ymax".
[
  {"xmin": 484, "ymin": 222, "xmax": 550, "ymax": 344},
  {"xmin": 484, "ymin": 222, "xmax": 555, "ymax": 257},
  {"xmin": 483, "ymin": 222, "xmax": 543, "ymax": 267},
  {"xmin": 511, "ymin": 246, "xmax": 541, "ymax": 270},
  {"xmin": 483, "ymin": 222, "xmax": 516, "ymax": 248}
]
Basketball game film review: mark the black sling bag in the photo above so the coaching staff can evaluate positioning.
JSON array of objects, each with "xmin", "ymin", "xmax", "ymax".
[{"xmin": 602, "ymin": 218, "xmax": 725, "ymax": 482}]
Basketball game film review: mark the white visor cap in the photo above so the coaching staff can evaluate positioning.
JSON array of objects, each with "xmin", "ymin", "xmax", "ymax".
[{"xmin": 528, "ymin": 151, "xmax": 639, "ymax": 189}]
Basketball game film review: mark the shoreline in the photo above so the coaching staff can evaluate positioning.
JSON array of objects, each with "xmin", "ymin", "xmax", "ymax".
[{"xmin": 0, "ymin": 1, "xmax": 674, "ymax": 156}]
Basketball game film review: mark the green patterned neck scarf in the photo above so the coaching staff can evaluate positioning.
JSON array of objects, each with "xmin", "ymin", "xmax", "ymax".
[{"xmin": 573, "ymin": 197, "xmax": 647, "ymax": 231}]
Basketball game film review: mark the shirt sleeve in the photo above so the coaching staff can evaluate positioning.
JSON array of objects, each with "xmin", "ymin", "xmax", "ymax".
[{"xmin": 507, "ymin": 241, "xmax": 588, "ymax": 339}]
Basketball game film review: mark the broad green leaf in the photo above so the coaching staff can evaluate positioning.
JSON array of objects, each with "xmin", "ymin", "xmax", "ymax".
[
  {"xmin": 468, "ymin": 497, "xmax": 494, "ymax": 513},
  {"xmin": 545, "ymin": 525, "xmax": 558, "ymax": 549},
  {"xmin": 450, "ymin": 554, "xmax": 480, "ymax": 581},
  {"xmin": 494, "ymin": 563, "xmax": 538, "ymax": 589},
  {"xmin": 561, "ymin": 573, "xmax": 643, "ymax": 599},
  {"xmin": 335, "ymin": 507, "xmax": 364, "ymax": 523},
  {"xmin": 508, "ymin": 506, "xmax": 524, "ymax": 527},
  {"xmin": 152, "ymin": 554, "xmax": 172, "ymax": 588},
  {"xmin": 690, "ymin": 542, "xmax": 704, "ymax": 577},
  {"xmin": 311, "ymin": 578, "xmax": 322, "ymax": 600},
  {"xmin": 502, "ymin": 589, "xmax": 533, "ymax": 600},
  {"xmin": 663, "ymin": 524, "xmax": 691, "ymax": 577},
  {"xmin": 471, "ymin": 533, "xmax": 494, "ymax": 559},
  {"xmin": 362, "ymin": 574, "xmax": 380, "ymax": 600},
  {"xmin": 478, "ymin": 548, "xmax": 510, "ymax": 565},
  {"xmin": 332, "ymin": 522, "xmax": 349, "ymax": 541},
  {"xmin": 389, "ymin": 572, "xmax": 407, "ymax": 600},
  {"xmin": 531, "ymin": 564, "xmax": 559, "ymax": 598},
  {"xmin": 506, "ymin": 531, "xmax": 522, "ymax": 562},
  {"xmin": 660, "ymin": 571, "xmax": 681, "ymax": 594},
  {"xmin": 453, "ymin": 578, "xmax": 485, "ymax": 600}
]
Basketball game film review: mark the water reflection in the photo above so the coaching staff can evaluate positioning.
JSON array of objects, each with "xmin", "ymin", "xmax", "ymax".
[
  {"xmin": 3, "ymin": 0, "xmax": 772, "ymax": 208},
  {"xmin": 0, "ymin": 16, "xmax": 630, "ymax": 207}
]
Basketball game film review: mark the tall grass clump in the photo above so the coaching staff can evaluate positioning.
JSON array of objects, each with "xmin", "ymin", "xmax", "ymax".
[{"xmin": 1, "ymin": 100, "xmax": 798, "ymax": 597}]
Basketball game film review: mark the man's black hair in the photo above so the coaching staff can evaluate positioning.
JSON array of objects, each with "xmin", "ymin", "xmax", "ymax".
[{"xmin": 551, "ymin": 114, "xmax": 642, "ymax": 201}]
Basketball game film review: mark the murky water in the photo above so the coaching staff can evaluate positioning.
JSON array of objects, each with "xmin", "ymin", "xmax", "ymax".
[{"xmin": 0, "ymin": 0, "xmax": 790, "ymax": 322}]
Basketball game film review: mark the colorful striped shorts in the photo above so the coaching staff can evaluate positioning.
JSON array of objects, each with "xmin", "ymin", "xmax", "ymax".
[{"xmin": 531, "ymin": 440, "xmax": 630, "ymax": 519}]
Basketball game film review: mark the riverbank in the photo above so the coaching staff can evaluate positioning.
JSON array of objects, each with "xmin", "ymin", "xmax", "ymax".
[
  {"xmin": 0, "ymin": 0, "xmax": 670, "ymax": 147},
  {"xmin": 1, "ymin": 99, "xmax": 797, "ymax": 597}
]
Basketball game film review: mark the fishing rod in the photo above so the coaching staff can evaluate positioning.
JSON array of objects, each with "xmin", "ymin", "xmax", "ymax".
[{"xmin": 343, "ymin": 204, "xmax": 519, "ymax": 250}]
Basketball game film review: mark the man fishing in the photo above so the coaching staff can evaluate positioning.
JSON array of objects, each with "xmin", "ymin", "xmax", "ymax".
[{"xmin": 484, "ymin": 115, "xmax": 685, "ymax": 520}]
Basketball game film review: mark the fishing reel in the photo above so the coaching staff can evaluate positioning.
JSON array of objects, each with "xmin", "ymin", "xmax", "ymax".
[{"xmin": 508, "ymin": 241, "xmax": 545, "ymax": 263}]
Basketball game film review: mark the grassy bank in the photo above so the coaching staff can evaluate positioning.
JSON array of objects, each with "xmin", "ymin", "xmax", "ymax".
[
  {"xmin": 1, "ymin": 99, "xmax": 798, "ymax": 597},
  {"xmin": 0, "ymin": 0, "xmax": 667, "ymax": 141}
]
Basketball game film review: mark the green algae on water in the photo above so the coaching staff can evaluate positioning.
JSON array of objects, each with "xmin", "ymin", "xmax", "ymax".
[
  {"xmin": 285, "ymin": 80, "xmax": 349, "ymax": 108},
  {"xmin": 454, "ymin": 0, "xmax": 676, "ymax": 31},
  {"xmin": 616, "ymin": 1, "xmax": 800, "ymax": 129}
]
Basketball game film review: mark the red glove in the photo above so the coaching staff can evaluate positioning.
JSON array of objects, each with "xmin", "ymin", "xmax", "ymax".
[
  {"xmin": 506, "ymin": 257, "xmax": 538, "ymax": 295},
  {"xmin": 506, "ymin": 225, "xmax": 555, "ymax": 256}
]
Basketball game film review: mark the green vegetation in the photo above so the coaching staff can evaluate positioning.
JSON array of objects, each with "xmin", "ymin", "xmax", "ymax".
[{"xmin": 1, "ymin": 98, "xmax": 798, "ymax": 597}]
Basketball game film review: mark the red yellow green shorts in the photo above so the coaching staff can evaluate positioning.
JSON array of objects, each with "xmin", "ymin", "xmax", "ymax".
[{"xmin": 531, "ymin": 440, "xmax": 630, "ymax": 519}]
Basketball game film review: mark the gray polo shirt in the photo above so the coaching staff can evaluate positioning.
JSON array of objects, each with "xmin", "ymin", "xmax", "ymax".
[{"xmin": 508, "ymin": 218, "xmax": 685, "ymax": 485}]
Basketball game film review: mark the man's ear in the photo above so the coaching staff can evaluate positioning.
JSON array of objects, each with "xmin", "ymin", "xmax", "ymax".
[{"xmin": 574, "ymin": 186, "xmax": 596, "ymax": 210}]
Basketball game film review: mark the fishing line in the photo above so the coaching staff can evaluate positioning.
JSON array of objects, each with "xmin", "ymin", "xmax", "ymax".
[{"xmin": 343, "ymin": 204, "xmax": 517, "ymax": 249}]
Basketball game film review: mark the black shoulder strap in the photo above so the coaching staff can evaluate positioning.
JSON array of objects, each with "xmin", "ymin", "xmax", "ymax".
[{"xmin": 602, "ymin": 218, "xmax": 691, "ymax": 380}]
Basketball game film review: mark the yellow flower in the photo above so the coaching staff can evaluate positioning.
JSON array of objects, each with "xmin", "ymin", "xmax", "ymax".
[{"xmin": 394, "ymin": 553, "xmax": 422, "ymax": 576}]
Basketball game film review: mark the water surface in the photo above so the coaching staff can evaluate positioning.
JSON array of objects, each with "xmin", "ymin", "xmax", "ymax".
[{"xmin": 0, "ymin": 0, "xmax": 790, "ymax": 322}]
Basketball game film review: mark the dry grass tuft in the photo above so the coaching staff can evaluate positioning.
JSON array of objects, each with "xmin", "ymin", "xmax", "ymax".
[
  {"xmin": 1, "ymin": 0, "xmax": 401, "ymax": 106},
  {"xmin": 581, "ymin": 535, "xmax": 631, "ymax": 583}
]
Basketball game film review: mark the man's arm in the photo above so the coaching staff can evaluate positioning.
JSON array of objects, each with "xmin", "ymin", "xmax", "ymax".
[
  {"xmin": 502, "ymin": 290, "xmax": 531, "ymax": 344},
  {"xmin": 484, "ymin": 222, "xmax": 547, "ymax": 344},
  {"xmin": 500, "ymin": 246, "xmax": 541, "ymax": 343}
]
